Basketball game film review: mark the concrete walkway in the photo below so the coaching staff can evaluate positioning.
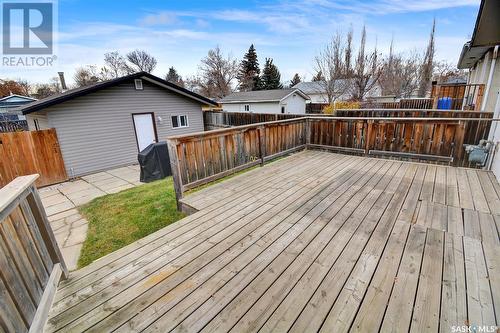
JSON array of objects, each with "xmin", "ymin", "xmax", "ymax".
[{"xmin": 38, "ymin": 165, "xmax": 142, "ymax": 270}]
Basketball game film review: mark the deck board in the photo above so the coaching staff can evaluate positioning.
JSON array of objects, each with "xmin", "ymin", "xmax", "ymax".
[{"xmin": 47, "ymin": 151, "xmax": 500, "ymax": 332}]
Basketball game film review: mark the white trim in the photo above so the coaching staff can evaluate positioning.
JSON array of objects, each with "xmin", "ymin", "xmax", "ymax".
[
  {"xmin": 279, "ymin": 90, "xmax": 310, "ymax": 103},
  {"xmin": 171, "ymin": 114, "xmax": 189, "ymax": 129},
  {"xmin": 0, "ymin": 94, "xmax": 37, "ymax": 102},
  {"xmin": 134, "ymin": 79, "xmax": 143, "ymax": 90}
]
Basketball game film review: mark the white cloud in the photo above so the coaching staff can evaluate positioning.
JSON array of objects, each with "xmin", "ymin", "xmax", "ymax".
[{"xmin": 139, "ymin": 12, "xmax": 178, "ymax": 26}]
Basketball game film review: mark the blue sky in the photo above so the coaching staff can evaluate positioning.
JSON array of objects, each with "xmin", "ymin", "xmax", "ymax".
[{"xmin": 2, "ymin": 0, "xmax": 480, "ymax": 84}]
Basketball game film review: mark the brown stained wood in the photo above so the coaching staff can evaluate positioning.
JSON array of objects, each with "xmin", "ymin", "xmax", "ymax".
[{"xmin": 0, "ymin": 129, "xmax": 67, "ymax": 187}]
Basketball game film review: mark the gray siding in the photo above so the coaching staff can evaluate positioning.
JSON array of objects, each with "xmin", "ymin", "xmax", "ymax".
[{"xmin": 38, "ymin": 81, "xmax": 204, "ymax": 177}]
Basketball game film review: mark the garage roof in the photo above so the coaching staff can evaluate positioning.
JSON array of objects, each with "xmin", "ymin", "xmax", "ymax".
[{"xmin": 18, "ymin": 72, "xmax": 218, "ymax": 115}]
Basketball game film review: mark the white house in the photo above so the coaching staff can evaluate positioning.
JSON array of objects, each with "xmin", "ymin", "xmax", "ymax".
[
  {"xmin": 457, "ymin": 0, "xmax": 500, "ymax": 178},
  {"xmin": 292, "ymin": 80, "xmax": 383, "ymax": 104},
  {"xmin": 220, "ymin": 89, "xmax": 309, "ymax": 114}
]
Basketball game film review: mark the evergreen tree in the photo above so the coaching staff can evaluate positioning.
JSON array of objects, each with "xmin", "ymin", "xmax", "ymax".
[
  {"xmin": 260, "ymin": 58, "xmax": 283, "ymax": 90},
  {"xmin": 237, "ymin": 44, "xmax": 260, "ymax": 91},
  {"xmin": 290, "ymin": 73, "xmax": 301, "ymax": 87},
  {"xmin": 312, "ymin": 71, "xmax": 324, "ymax": 81},
  {"xmin": 165, "ymin": 67, "xmax": 184, "ymax": 87}
]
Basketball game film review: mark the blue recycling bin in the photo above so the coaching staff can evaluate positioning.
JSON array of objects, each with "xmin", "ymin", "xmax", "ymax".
[{"xmin": 437, "ymin": 97, "xmax": 452, "ymax": 109}]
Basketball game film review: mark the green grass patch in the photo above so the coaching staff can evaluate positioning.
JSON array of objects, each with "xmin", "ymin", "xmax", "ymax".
[{"xmin": 78, "ymin": 177, "xmax": 185, "ymax": 268}]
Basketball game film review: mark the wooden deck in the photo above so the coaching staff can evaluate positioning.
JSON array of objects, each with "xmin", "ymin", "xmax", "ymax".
[{"xmin": 47, "ymin": 150, "xmax": 499, "ymax": 332}]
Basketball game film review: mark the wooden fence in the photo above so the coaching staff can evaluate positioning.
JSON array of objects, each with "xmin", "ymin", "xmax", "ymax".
[
  {"xmin": 0, "ymin": 129, "xmax": 68, "ymax": 187},
  {"xmin": 0, "ymin": 175, "xmax": 67, "ymax": 332},
  {"xmin": 168, "ymin": 116, "xmax": 494, "ymax": 209},
  {"xmin": 203, "ymin": 111, "xmax": 304, "ymax": 129}
]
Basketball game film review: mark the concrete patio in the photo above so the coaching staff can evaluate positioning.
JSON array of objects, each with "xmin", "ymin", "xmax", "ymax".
[{"xmin": 38, "ymin": 165, "xmax": 142, "ymax": 270}]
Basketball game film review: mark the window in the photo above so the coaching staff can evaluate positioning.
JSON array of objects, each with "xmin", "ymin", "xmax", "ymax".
[
  {"xmin": 171, "ymin": 115, "xmax": 189, "ymax": 128},
  {"xmin": 281, "ymin": 106, "xmax": 285, "ymax": 114},
  {"xmin": 134, "ymin": 79, "xmax": 143, "ymax": 90},
  {"xmin": 34, "ymin": 119, "xmax": 40, "ymax": 130},
  {"xmin": 244, "ymin": 104, "xmax": 250, "ymax": 111}
]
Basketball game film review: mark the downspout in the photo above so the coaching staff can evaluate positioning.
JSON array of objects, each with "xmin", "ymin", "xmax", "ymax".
[
  {"xmin": 482, "ymin": 45, "xmax": 499, "ymax": 111},
  {"xmin": 486, "ymin": 92, "xmax": 500, "ymax": 170}
]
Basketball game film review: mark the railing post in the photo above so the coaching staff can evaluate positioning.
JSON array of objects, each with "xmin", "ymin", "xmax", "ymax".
[
  {"xmin": 365, "ymin": 119, "xmax": 374, "ymax": 156},
  {"xmin": 305, "ymin": 118, "xmax": 311, "ymax": 147},
  {"xmin": 167, "ymin": 139, "xmax": 184, "ymax": 211},
  {"xmin": 26, "ymin": 185, "xmax": 69, "ymax": 279},
  {"xmin": 258, "ymin": 125, "xmax": 266, "ymax": 166}
]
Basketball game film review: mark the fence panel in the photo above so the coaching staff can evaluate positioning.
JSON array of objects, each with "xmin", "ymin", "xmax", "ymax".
[
  {"xmin": 0, "ymin": 175, "xmax": 67, "ymax": 332},
  {"xmin": 0, "ymin": 129, "xmax": 68, "ymax": 187},
  {"xmin": 169, "ymin": 116, "xmax": 493, "ymax": 209}
]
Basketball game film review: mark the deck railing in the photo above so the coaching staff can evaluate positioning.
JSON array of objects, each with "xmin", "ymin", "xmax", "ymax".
[
  {"xmin": 0, "ymin": 175, "xmax": 67, "ymax": 332},
  {"xmin": 167, "ymin": 116, "xmax": 494, "ymax": 209}
]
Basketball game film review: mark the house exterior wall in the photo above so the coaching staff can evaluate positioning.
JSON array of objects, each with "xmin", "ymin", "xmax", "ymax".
[
  {"xmin": 30, "ymin": 80, "xmax": 205, "ymax": 177},
  {"xmin": 468, "ymin": 48, "xmax": 500, "ymax": 112},
  {"xmin": 222, "ymin": 102, "xmax": 280, "ymax": 114},
  {"xmin": 26, "ymin": 111, "xmax": 49, "ymax": 130},
  {"xmin": 280, "ymin": 93, "xmax": 306, "ymax": 114},
  {"xmin": 222, "ymin": 94, "xmax": 306, "ymax": 114},
  {"xmin": 474, "ymin": 48, "xmax": 500, "ymax": 181}
]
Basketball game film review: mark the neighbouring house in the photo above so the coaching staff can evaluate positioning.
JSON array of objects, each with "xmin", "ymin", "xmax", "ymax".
[
  {"xmin": 292, "ymin": 80, "xmax": 383, "ymax": 104},
  {"xmin": 16, "ymin": 72, "xmax": 217, "ymax": 177},
  {"xmin": 0, "ymin": 94, "xmax": 36, "ymax": 115},
  {"xmin": 220, "ymin": 89, "xmax": 309, "ymax": 114},
  {"xmin": 457, "ymin": 0, "xmax": 499, "ymax": 114},
  {"xmin": 457, "ymin": 0, "xmax": 500, "ymax": 178}
]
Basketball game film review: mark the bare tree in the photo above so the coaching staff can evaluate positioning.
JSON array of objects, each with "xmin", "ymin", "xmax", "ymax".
[
  {"xmin": 33, "ymin": 77, "xmax": 61, "ymax": 98},
  {"xmin": 197, "ymin": 46, "xmax": 238, "ymax": 99},
  {"xmin": 417, "ymin": 19, "xmax": 435, "ymax": 97},
  {"xmin": 313, "ymin": 30, "xmax": 352, "ymax": 104},
  {"xmin": 433, "ymin": 60, "xmax": 467, "ymax": 83},
  {"xmin": 74, "ymin": 66, "xmax": 100, "ymax": 87},
  {"xmin": 379, "ymin": 44, "xmax": 422, "ymax": 98},
  {"xmin": 101, "ymin": 51, "xmax": 128, "ymax": 79},
  {"xmin": 125, "ymin": 49, "xmax": 157, "ymax": 73},
  {"xmin": 350, "ymin": 26, "xmax": 381, "ymax": 101}
]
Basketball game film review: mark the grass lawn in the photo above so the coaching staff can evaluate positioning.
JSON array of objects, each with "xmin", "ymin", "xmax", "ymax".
[{"xmin": 77, "ymin": 177, "xmax": 185, "ymax": 268}]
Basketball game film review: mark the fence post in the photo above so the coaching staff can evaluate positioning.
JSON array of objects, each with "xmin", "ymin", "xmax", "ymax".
[
  {"xmin": 365, "ymin": 120, "xmax": 374, "ymax": 156},
  {"xmin": 167, "ymin": 139, "xmax": 184, "ymax": 211},
  {"xmin": 453, "ymin": 120, "xmax": 467, "ymax": 166},
  {"xmin": 305, "ymin": 118, "xmax": 311, "ymax": 147},
  {"xmin": 258, "ymin": 125, "xmax": 266, "ymax": 166}
]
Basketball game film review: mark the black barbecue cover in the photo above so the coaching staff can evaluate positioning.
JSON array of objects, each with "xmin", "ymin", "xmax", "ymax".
[{"xmin": 138, "ymin": 142, "xmax": 172, "ymax": 183}]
